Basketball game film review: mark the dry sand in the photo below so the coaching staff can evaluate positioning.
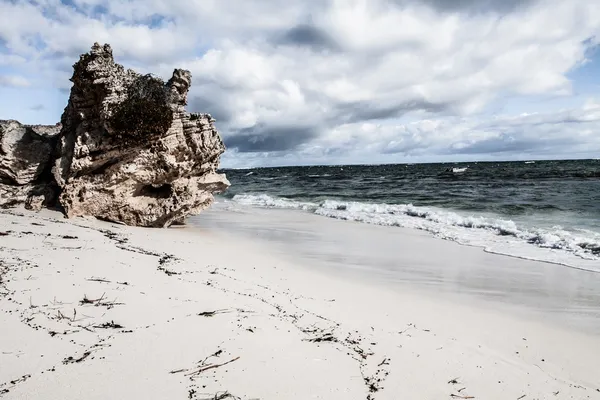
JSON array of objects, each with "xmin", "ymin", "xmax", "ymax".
[{"xmin": 1, "ymin": 208, "xmax": 599, "ymax": 400}]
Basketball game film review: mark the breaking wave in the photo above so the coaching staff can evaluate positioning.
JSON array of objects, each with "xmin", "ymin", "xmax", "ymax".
[
  {"xmin": 233, "ymin": 193, "xmax": 316, "ymax": 210},
  {"xmin": 231, "ymin": 193, "xmax": 600, "ymax": 267}
]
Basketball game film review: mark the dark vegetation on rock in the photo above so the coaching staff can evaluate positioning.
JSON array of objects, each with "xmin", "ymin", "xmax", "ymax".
[{"xmin": 109, "ymin": 74, "xmax": 174, "ymax": 142}]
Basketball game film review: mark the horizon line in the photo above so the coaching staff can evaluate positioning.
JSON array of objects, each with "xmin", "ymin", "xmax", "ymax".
[{"xmin": 219, "ymin": 157, "xmax": 599, "ymax": 170}]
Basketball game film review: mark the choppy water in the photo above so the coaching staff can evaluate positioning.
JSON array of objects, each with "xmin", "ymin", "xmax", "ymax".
[{"xmin": 219, "ymin": 160, "xmax": 600, "ymax": 271}]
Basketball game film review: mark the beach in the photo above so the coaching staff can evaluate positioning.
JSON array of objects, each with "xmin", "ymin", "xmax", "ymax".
[
  {"xmin": 1, "ymin": 206, "xmax": 600, "ymax": 400},
  {"xmin": 3, "ymin": 1, "xmax": 600, "ymax": 399}
]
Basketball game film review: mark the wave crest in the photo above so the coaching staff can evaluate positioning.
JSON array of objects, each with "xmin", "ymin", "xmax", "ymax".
[{"xmin": 231, "ymin": 194, "xmax": 600, "ymax": 263}]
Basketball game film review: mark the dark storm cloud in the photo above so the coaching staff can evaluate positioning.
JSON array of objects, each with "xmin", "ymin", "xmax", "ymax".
[
  {"xmin": 446, "ymin": 133, "xmax": 576, "ymax": 155},
  {"xmin": 224, "ymin": 124, "xmax": 320, "ymax": 152},
  {"xmin": 189, "ymin": 94, "xmax": 233, "ymax": 124},
  {"xmin": 332, "ymin": 99, "xmax": 449, "ymax": 124},
  {"xmin": 395, "ymin": 0, "xmax": 538, "ymax": 13},
  {"xmin": 381, "ymin": 142, "xmax": 426, "ymax": 155},
  {"xmin": 275, "ymin": 24, "xmax": 340, "ymax": 51}
]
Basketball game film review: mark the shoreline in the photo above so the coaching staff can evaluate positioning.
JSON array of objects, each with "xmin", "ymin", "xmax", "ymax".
[
  {"xmin": 195, "ymin": 203, "xmax": 600, "ymax": 335},
  {"xmin": 218, "ymin": 199, "xmax": 600, "ymax": 273},
  {"xmin": 2, "ymin": 208, "xmax": 600, "ymax": 399},
  {"xmin": 221, "ymin": 191, "xmax": 600, "ymax": 273}
]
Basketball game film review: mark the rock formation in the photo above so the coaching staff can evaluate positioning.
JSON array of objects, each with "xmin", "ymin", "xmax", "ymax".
[
  {"xmin": 0, "ymin": 120, "xmax": 61, "ymax": 211},
  {"xmin": 0, "ymin": 43, "xmax": 229, "ymax": 227}
]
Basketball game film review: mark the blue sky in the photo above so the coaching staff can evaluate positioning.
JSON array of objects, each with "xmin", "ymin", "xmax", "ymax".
[
  {"xmin": 1, "ymin": 0, "xmax": 600, "ymax": 168},
  {"xmin": 569, "ymin": 46, "xmax": 600, "ymax": 96}
]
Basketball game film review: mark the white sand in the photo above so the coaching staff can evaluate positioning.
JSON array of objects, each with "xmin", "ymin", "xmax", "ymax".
[{"xmin": 1, "ymin": 208, "xmax": 599, "ymax": 400}]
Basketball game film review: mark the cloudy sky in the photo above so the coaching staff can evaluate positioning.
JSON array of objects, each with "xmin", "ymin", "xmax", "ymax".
[{"xmin": 1, "ymin": 0, "xmax": 600, "ymax": 168}]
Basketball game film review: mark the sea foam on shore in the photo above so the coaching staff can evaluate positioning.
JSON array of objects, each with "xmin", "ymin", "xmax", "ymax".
[{"xmin": 230, "ymin": 193, "xmax": 600, "ymax": 272}]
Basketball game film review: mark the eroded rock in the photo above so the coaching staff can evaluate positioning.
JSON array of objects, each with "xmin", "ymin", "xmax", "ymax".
[
  {"xmin": 0, "ymin": 120, "xmax": 60, "ymax": 209},
  {"xmin": 1, "ymin": 43, "xmax": 229, "ymax": 226}
]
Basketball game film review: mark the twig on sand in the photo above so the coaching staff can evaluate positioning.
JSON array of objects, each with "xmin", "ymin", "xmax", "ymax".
[
  {"xmin": 378, "ymin": 357, "xmax": 390, "ymax": 367},
  {"xmin": 50, "ymin": 296, "xmax": 64, "ymax": 306},
  {"xmin": 94, "ymin": 292, "xmax": 105, "ymax": 304},
  {"xmin": 93, "ymin": 320, "xmax": 124, "ymax": 329},
  {"xmin": 305, "ymin": 333, "xmax": 337, "ymax": 343},
  {"xmin": 184, "ymin": 357, "xmax": 240, "ymax": 377},
  {"xmin": 169, "ymin": 368, "xmax": 187, "ymax": 374},
  {"xmin": 57, "ymin": 308, "xmax": 78, "ymax": 322},
  {"xmin": 197, "ymin": 309, "xmax": 230, "ymax": 317},
  {"xmin": 450, "ymin": 394, "xmax": 475, "ymax": 399},
  {"xmin": 170, "ymin": 350, "xmax": 223, "ymax": 374},
  {"xmin": 80, "ymin": 293, "xmax": 105, "ymax": 305},
  {"xmin": 517, "ymin": 395, "xmax": 526, "ymax": 400},
  {"xmin": 63, "ymin": 351, "xmax": 91, "ymax": 364},
  {"xmin": 198, "ymin": 391, "xmax": 241, "ymax": 400},
  {"xmin": 57, "ymin": 310, "xmax": 69, "ymax": 321},
  {"xmin": 86, "ymin": 277, "xmax": 111, "ymax": 283},
  {"xmin": 8, "ymin": 374, "xmax": 30, "ymax": 385},
  {"xmin": 173, "ymin": 355, "xmax": 241, "ymax": 377},
  {"xmin": 80, "ymin": 293, "xmax": 124, "ymax": 309}
]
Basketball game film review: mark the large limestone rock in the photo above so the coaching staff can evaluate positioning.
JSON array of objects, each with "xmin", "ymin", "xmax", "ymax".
[
  {"xmin": 52, "ymin": 43, "xmax": 229, "ymax": 227},
  {"xmin": 0, "ymin": 43, "xmax": 229, "ymax": 226},
  {"xmin": 0, "ymin": 120, "xmax": 60, "ymax": 210}
]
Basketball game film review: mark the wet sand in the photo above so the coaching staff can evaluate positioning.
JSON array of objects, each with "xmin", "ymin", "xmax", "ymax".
[{"xmin": 194, "ymin": 201, "xmax": 600, "ymax": 335}]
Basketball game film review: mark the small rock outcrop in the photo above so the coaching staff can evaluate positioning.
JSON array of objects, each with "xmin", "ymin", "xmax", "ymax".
[
  {"xmin": 0, "ymin": 43, "xmax": 229, "ymax": 227},
  {"xmin": 0, "ymin": 120, "xmax": 61, "ymax": 210}
]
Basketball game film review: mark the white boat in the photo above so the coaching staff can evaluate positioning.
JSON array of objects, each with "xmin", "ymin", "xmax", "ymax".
[{"xmin": 452, "ymin": 167, "xmax": 468, "ymax": 173}]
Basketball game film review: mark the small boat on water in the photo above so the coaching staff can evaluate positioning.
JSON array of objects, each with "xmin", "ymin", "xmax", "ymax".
[
  {"xmin": 524, "ymin": 161, "xmax": 535, "ymax": 164},
  {"xmin": 443, "ymin": 167, "xmax": 469, "ymax": 173}
]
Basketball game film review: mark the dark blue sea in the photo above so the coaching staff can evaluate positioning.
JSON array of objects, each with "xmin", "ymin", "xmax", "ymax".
[{"xmin": 219, "ymin": 159, "xmax": 600, "ymax": 270}]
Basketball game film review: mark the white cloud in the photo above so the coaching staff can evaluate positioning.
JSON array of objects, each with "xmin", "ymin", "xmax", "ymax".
[
  {"xmin": 220, "ymin": 100, "xmax": 600, "ymax": 167},
  {"xmin": 0, "ymin": 54, "xmax": 27, "ymax": 66},
  {"xmin": 0, "ymin": 75, "xmax": 30, "ymax": 87},
  {"xmin": 1, "ymin": 0, "xmax": 600, "ymax": 165}
]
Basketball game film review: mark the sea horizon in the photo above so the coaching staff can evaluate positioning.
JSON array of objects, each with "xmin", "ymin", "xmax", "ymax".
[{"xmin": 219, "ymin": 157, "xmax": 599, "ymax": 170}]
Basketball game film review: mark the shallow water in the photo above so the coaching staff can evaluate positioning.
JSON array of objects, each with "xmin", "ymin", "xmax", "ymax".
[{"xmin": 192, "ymin": 202, "xmax": 600, "ymax": 335}]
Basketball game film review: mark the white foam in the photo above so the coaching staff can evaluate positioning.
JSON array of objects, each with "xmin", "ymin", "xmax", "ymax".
[
  {"xmin": 232, "ymin": 193, "xmax": 317, "ymax": 211},
  {"xmin": 231, "ymin": 194, "xmax": 600, "ymax": 271}
]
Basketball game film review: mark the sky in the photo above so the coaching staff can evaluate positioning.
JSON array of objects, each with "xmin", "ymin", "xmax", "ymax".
[{"xmin": 1, "ymin": 0, "xmax": 600, "ymax": 168}]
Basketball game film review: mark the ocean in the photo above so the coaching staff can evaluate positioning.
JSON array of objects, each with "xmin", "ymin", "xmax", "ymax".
[{"xmin": 218, "ymin": 159, "xmax": 600, "ymax": 272}]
